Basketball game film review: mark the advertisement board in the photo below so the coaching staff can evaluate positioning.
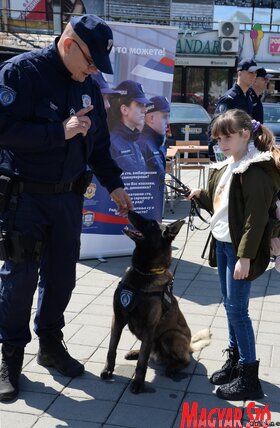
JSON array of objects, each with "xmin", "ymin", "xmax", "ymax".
[{"xmin": 80, "ymin": 21, "xmax": 178, "ymax": 259}]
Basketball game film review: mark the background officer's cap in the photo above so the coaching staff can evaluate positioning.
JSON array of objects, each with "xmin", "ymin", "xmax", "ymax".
[
  {"xmin": 237, "ymin": 58, "xmax": 258, "ymax": 72},
  {"xmin": 70, "ymin": 14, "xmax": 113, "ymax": 74},
  {"xmin": 146, "ymin": 96, "xmax": 170, "ymax": 114},
  {"xmin": 91, "ymin": 72, "xmax": 121, "ymax": 94},
  {"xmin": 256, "ymin": 68, "xmax": 273, "ymax": 79},
  {"xmin": 115, "ymin": 80, "xmax": 150, "ymax": 104}
]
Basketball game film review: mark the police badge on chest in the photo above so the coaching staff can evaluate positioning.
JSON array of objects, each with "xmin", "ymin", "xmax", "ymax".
[{"xmin": 82, "ymin": 94, "xmax": 91, "ymax": 108}]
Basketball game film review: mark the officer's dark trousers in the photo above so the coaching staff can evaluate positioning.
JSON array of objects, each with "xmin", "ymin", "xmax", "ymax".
[{"xmin": 0, "ymin": 191, "xmax": 84, "ymax": 347}]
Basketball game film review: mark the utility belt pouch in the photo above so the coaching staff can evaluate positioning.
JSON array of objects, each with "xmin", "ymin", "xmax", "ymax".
[
  {"xmin": 73, "ymin": 171, "xmax": 94, "ymax": 196},
  {"xmin": 0, "ymin": 229, "xmax": 43, "ymax": 263},
  {"xmin": 0, "ymin": 175, "xmax": 13, "ymax": 213}
]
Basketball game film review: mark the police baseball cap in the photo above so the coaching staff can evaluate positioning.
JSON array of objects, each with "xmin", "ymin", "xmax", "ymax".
[
  {"xmin": 237, "ymin": 58, "xmax": 258, "ymax": 72},
  {"xmin": 256, "ymin": 68, "xmax": 273, "ymax": 79},
  {"xmin": 146, "ymin": 96, "xmax": 170, "ymax": 113},
  {"xmin": 115, "ymin": 80, "xmax": 150, "ymax": 104},
  {"xmin": 91, "ymin": 72, "xmax": 120, "ymax": 94},
  {"xmin": 70, "ymin": 14, "xmax": 113, "ymax": 74}
]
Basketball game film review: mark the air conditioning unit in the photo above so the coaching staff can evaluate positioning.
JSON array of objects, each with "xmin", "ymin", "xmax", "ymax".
[
  {"xmin": 220, "ymin": 38, "xmax": 239, "ymax": 54},
  {"xmin": 218, "ymin": 21, "xmax": 240, "ymax": 38}
]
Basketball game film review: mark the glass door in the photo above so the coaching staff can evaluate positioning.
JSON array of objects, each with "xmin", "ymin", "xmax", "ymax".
[
  {"xmin": 185, "ymin": 67, "xmax": 205, "ymax": 106},
  {"xmin": 208, "ymin": 68, "xmax": 228, "ymax": 115}
]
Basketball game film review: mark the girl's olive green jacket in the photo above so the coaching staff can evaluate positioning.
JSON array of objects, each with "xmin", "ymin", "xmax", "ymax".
[{"xmin": 199, "ymin": 149, "xmax": 280, "ymax": 281}]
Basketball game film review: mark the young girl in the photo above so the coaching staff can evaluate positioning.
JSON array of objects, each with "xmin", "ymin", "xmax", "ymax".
[{"xmin": 188, "ymin": 109, "xmax": 280, "ymax": 401}]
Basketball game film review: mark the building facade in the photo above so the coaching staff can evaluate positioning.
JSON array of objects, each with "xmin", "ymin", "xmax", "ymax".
[{"xmin": 1, "ymin": 0, "xmax": 280, "ymax": 112}]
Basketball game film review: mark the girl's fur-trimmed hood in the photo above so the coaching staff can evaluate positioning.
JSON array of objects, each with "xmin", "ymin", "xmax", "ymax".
[{"xmin": 210, "ymin": 148, "xmax": 273, "ymax": 174}]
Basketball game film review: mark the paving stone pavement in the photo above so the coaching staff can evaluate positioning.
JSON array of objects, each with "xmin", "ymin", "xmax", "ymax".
[{"xmin": 1, "ymin": 169, "xmax": 280, "ymax": 427}]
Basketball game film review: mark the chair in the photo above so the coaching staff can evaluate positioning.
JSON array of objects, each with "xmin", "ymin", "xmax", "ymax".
[{"xmin": 175, "ymin": 140, "xmax": 210, "ymax": 187}]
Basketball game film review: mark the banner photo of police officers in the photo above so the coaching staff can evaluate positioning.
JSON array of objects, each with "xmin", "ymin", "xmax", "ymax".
[{"xmin": 80, "ymin": 22, "xmax": 178, "ymax": 259}]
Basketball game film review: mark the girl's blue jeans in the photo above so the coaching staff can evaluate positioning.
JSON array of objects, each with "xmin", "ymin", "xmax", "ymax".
[{"xmin": 216, "ymin": 240, "xmax": 256, "ymax": 364}]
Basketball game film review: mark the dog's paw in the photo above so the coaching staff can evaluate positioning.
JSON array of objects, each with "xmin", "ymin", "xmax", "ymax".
[
  {"xmin": 100, "ymin": 369, "xmax": 113, "ymax": 380},
  {"xmin": 130, "ymin": 379, "xmax": 144, "ymax": 394}
]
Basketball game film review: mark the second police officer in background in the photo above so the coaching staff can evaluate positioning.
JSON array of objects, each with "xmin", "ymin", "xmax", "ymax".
[
  {"xmin": 209, "ymin": 58, "xmax": 259, "ymax": 159},
  {"xmin": 248, "ymin": 68, "xmax": 272, "ymax": 124}
]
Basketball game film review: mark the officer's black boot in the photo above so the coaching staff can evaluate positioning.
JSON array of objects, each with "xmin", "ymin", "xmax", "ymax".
[
  {"xmin": 210, "ymin": 347, "xmax": 239, "ymax": 385},
  {"xmin": 216, "ymin": 360, "xmax": 264, "ymax": 401},
  {"xmin": 37, "ymin": 332, "xmax": 84, "ymax": 377},
  {"xmin": 0, "ymin": 344, "xmax": 24, "ymax": 402}
]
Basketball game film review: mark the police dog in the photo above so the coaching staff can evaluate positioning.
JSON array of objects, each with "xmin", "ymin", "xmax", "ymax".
[{"xmin": 101, "ymin": 210, "xmax": 211, "ymax": 393}]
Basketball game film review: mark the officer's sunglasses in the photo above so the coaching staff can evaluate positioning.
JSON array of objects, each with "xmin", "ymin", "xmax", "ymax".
[{"xmin": 71, "ymin": 39, "xmax": 96, "ymax": 68}]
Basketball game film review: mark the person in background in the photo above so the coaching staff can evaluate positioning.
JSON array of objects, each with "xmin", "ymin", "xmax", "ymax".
[
  {"xmin": 0, "ymin": 14, "xmax": 132, "ymax": 402},
  {"xmin": 137, "ymin": 96, "xmax": 170, "ymax": 174},
  {"xmin": 248, "ymin": 68, "xmax": 272, "ymax": 124},
  {"xmin": 91, "ymin": 71, "xmax": 120, "ymax": 111},
  {"xmin": 209, "ymin": 58, "xmax": 259, "ymax": 160},
  {"xmin": 188, "ymin": 109, "xmax": 280, "ymax": 401},
  {"xmin": 108, "ymin": 80, "xmax": 149, "ymax": 172}
]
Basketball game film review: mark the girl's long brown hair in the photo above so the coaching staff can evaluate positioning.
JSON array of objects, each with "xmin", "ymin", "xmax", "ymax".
[{"xmin": 211, "ymin": 109, "xmax": 280, "ymax": 170}]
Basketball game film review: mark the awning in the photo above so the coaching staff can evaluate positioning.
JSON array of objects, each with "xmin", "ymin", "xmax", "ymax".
[{"xmin": 256, "ymin": 62, "xmax": 280, "ymax": 74}]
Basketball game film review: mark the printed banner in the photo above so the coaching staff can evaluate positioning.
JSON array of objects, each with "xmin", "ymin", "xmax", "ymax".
[
  {"xmin": 9, "ymin": 0, "xmax": 46, "ymax": 21},
  {"xmin": 80, "ymin": 21, "xmax": 178, "ymax": 259}
]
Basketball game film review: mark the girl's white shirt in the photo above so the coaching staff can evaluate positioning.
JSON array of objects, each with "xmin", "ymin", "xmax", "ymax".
[{"xmin": 210, "ymin": 148, "xmax": 273, "ymax": 242}]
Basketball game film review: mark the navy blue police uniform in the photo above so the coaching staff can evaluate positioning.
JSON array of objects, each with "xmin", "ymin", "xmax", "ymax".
[
  {"xmin": 209, "ymin": 83, "xmax": 253, "ymax": 160},
  {"xmin": 248, "ymin": 87, "xmax": 263, "ymax": 123},
  {"xmin": 0, "ymin": 39, "xmax": 123, "ymax": 347},
  {"xmin": 109, "ymin": 80, "xmax": 149, "ymax": 172},
  {"xmin": 247, "ymin": 68, "xmax": 272, "ymax": 124},
  {"xmin": 215, "ymin": 83, "xmax": 253, "ymax": 115},
  {"xmin": 138, "ymin": 125, "xmax": 166, "ymax": 174},
  {"xmin": 110, "ymin": 122, "xmax": 146, "ymax": 172}
]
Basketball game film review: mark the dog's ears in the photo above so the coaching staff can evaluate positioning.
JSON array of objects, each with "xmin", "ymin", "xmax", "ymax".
[{"xmin": 162, "ymin": 219, "xmax": 185, "ymax": 240}]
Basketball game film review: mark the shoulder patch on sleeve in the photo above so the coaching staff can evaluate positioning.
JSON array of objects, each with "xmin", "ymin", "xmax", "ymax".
[
  {"xmin": 217, "ymin": 103, "xmax": 228, "ymax": 113},
  {"xmin": 0, "ymin": 86, "xmax": 16, "ymax": 106}
]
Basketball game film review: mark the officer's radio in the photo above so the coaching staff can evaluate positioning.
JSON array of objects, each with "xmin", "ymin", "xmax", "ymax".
[{"xmin": 0, "ymin": 175, "xmax": 13, "ymax": 213}]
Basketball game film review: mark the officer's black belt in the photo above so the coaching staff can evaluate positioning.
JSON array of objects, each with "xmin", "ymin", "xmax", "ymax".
[{"xmin": 15, "ymin": 180, "xmax": 75, "ymax": 194}]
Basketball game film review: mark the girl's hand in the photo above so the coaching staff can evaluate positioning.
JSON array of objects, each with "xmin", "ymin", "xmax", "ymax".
[
  {"xmin": 187, "ymin": 188, "xmax": 201, "ymax": 200},
  {"xmin": 233, "ymin": 258, "xmax": 250, "ymax": 280}
]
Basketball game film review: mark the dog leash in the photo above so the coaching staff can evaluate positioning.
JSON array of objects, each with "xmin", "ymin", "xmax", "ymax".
[
  {"xmin": 163, "ymin": 173, "xmax": 213, "ymax": 278},
  {"xmin": 164, "ymin": 172, "xmax": 212, "ymax": 228}
]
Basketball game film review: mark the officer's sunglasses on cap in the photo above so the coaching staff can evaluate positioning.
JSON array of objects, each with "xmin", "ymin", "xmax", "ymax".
[{"xmin": 71, "ymin": 39, "xmax": 96, "ymax": 68}]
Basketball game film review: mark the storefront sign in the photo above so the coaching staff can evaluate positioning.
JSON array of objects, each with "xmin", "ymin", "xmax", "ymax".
[
  {"xmin": 269, "ymin": 37, "xmax": 280, "ymax": 54},
  {"xmin": 175, "ymin": 56, "xmax": 236, "ymax": 67},
  {"xmin": 177, "ymin": 37, "xmax": 220, "ymax": 55}
]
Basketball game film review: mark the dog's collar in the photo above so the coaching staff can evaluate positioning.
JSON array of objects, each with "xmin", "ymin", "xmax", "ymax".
[{"xmin": 132, "ymin": 266, "xmax": 167, "ymax": 276}]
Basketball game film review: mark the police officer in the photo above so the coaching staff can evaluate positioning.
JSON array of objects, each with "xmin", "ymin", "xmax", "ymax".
[
  {"xmin": 248, "ymin": 68, "xmax": 272, "ymax": 124},
  {"xmin": 108, "ymin": 80, "xmax": 149, "ymax": 172},
  {"xmin": 0, "ymin": 14, "xmax": 133, "ymax": 402},
  {"xmin": 91, "ymin": 71, "xmax": 120, "ymax": 111},
  {"xmin": 209, "ymin": 58, "xmax": 259, "ymax": 159},
  {"xmin": 137, "ymin": 96, "xmax": 170, "ymax": 175},
  {"xmin": 215, "ymin": 58, "xmax": 259, "ymax": 115}
]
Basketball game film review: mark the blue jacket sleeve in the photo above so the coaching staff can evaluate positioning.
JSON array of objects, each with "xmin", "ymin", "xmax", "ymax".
[{"xmin": 0, "ymin": 63, "xmax": 65, "ymax": 152}]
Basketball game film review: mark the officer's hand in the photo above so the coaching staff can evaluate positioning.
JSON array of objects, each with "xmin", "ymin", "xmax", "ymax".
[
  {"xmin": 110, "ymin": 188, "xmax": 133, "ymax": 217},
  {"xmin": 63, "ymin": 106, "xmax": 93, "ymax": 139}
]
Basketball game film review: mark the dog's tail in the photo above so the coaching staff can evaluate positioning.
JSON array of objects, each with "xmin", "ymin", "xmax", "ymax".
[{"xmin": 190, "ymin": 328, "xmax": 212, "ymax": 352}]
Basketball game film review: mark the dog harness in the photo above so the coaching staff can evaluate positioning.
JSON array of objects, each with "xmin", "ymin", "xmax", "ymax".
[{"xmin": 116, "ymin": 278, "xmax": 173, "ymax": 313}]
